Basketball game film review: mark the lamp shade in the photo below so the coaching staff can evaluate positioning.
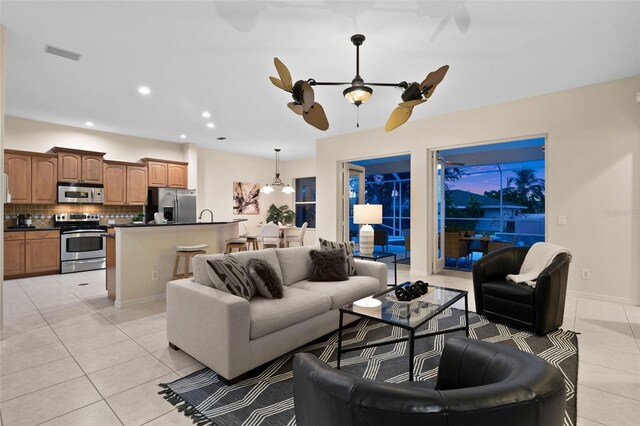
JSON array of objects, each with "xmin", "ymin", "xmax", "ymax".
[{"xmin": 353, "ymin": 204, "xmax": 382, "ymax": 225}]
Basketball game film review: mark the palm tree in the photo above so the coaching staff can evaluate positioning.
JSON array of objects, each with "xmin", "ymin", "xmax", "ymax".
[{"xmin": 506, "ymin": 169, "xmax": 545, "ymax": 213}]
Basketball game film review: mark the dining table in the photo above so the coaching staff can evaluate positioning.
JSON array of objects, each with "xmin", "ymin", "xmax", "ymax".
[
  {"xmin": 459, "ymin": 235, "xmax": 493, "ymax": 256},
  {"xmin": 257, "ymin": 223, "xmax": 301, "ymax": 247}
]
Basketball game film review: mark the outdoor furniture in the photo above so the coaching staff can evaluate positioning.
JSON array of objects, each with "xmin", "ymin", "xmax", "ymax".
[
  {"xmin": 488, "ymin": 235, "xmax": 518, "ymax": 253},
  {"xmin": 293, "ymin": 337, "xmax": 566, "ymax": 426},
  {"xmin": 373, "ymin": 229, "xmax": 388, "ymax": 251},
  {"xmin": 285, "ymin": 222, "xmax": 308, "ymax": 247},
  {"xmin": 444, "ymin": 232, "xmax": 470, "ymax": 268},
  {"xmin": 460, "ymin": 234, "xmax": 492, "ymax": 259},
  {"xmin": 403, "ymin": 228, "xmax": 410, "ymax": 258},
  {"xmin": 472, "ymin": 246, "xmax": 572, "ymax": 335}
]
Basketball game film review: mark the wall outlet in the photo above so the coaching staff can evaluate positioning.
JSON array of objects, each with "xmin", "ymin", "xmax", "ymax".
[
  {"xmin": 581, "ymin": 269, "xmax": 591, "ymax": 280},
  {"xmin": 557, "ymin": 215, "xmax": 567, "ymax": 225},
  {"xmin": 151, "ymin": 270, "xmax": 159, "ymax": 281}
]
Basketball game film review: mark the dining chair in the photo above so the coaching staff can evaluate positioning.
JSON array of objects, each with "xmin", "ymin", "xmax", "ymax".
[
  {"xmin": 286, "ymin": 222, "xmax": 308, "ymax": 247},
  {"xmin": 260, "ymin": 222, "xmax": 281, "ymax": 248},
  {"xmin": 239, "ymin": 222, "xmax": 259, "ymax": 250}
]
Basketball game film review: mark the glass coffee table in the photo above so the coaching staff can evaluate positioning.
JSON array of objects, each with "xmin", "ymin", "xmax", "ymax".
[{"xmin": 337, "ymin": 283, "xmax": 469, "ymax": 381}]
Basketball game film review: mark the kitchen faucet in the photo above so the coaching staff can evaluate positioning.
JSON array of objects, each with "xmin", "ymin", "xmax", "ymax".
[{"xmin": 198, "ymin": 209, "xmax": 214, "ymax": 223}]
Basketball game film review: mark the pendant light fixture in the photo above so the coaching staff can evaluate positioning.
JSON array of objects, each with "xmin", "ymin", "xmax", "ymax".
[{"xmin": 261, "ymin": 148, "xmax": 295, "ymax": 194}]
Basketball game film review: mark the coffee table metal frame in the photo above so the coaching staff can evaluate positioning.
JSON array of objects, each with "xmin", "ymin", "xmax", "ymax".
[{"xmin": 337, "ymin": 285, "xmax": 469, "ymax": 381}]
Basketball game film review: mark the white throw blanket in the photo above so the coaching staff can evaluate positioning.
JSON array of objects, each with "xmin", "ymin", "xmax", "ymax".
[{"xmin": 507, "ymin": 243, "xmax": 570, "ymax": 288}]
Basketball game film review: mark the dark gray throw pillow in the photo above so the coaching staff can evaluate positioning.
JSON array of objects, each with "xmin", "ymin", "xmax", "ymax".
[
  {"xmin": 206, "ymin": 256, "xmax": 255, "ymax": 301},
  {"xmin": 309, "ymin": 249, "xmax": 349, "ymax": 282},
  {"xmin": 247, "ymin": 258, "xmax": 284, "ymax": 299},
  {"xmin": 318, "ymin": 238, "xmax": 357, "ymax": 276}
]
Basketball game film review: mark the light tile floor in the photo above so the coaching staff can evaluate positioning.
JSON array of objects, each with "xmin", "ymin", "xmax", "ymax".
[{"xmin": 0, "ymin": 266, "xmax": 638, "ymax": 425}]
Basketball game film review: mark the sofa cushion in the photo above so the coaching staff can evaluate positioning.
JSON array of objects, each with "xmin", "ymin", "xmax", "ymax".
[
  {"xmin": 206, "ymin": 257, "xmax": 255, "ymax": 301},
  {"xmin": 291, "ymin": 276, "xmax": 381, "ymax": 310},
  {"xmin": 193, "ymin": 249, "xmax": 282, "ymax": 287},
  {"xmin": 249, "ymin": 287, "xmax": 331, "ymax": 339},
  {"xmin": 247, "ymin": 258, "xmax": 284, "ymax": 299},
  {"xmin": 482, "ymin": 280, "xmax": 534, "ymax": 304},
  {"xmin": 319, "ymin": 238, "xmax": 357, "ymax": 276},
  {"xmin": 274, "ymin": 245, "xmax": 314, "ymax": 286},
  {"xmin": 309, "ymin": 249, "xmax": 349, "ymax": 282}
]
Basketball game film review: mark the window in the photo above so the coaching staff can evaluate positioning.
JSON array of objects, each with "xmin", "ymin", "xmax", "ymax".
[{"xmin": 294, "ymin": 177, "xmax": 316, "ymax": 228}]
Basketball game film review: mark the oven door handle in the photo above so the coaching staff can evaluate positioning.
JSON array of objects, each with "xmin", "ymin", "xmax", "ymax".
[{"xmin": 62, "ymin": 232, "xmax": 105, "ymax": 238}]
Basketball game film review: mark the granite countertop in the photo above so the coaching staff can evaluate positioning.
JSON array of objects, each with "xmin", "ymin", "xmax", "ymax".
[
  {"xmin": 4, "ymin": 227, "xmax": 60, "ymax": 232},
  {"xmin": 112, "ymin": 219, "xmax": 247, "ymax": 228}
]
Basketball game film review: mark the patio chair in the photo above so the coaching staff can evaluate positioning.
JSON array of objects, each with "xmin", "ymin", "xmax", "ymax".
[
  {"xmin": 488, "ymin": 235, "xmax": 518, "ymax": 254},
  {"xmin": 444, "ymin": 232, "xmax": 470, "ymax": 268}
]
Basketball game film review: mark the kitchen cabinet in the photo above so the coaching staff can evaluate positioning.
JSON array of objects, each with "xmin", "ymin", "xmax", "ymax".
[
  {"xmin": 31, "ymin": 155, "xmax": 58, "ymax": 204},
  {"xmin": 103, "ymin": 161, "xmax": 147, "ymax": 205},
  {"xmin": 54, "ymin": 148, "xmax": 105, "ymax": 183},
  {"xmin": 106, "ymin": 234, "xmax": 116, "ymax": 301},
  {"xmin": 4, "ymin": 230, "xmax": 60, "ymax": 279},
  {"xmin": 168, "ymin": 163, "xmax": 188, "ymax": 188},
  {"xmin": 142, "ymin": 158, "xmax": 188, "ymax": 188},
  {"xmin": 4, "ymin": 152, "xmax": 31, "ymax": 203},
  {"xmin": 126, "ymin": 165, "xmax": 148, "ymax": 205},
  {"xmin": 4, "ymin": 150, "xmax": 57, "ymax": 204}
]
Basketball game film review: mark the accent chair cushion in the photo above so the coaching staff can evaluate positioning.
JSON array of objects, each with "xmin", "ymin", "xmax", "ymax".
[
  {"xmin": 482, "ymin": 280, "xmax": 535, "ymax": 304},
  {"xmin": 292, "ymin": 276, "xmax": 380, "ymax": 309},
  {"xmin": 308, "ymin": 249, "xmax": 349, "ymax": 282},
  {"xmin": 206, "ymin": 256, "xmax": 255, "ymax": 301},
  {"xmin": 318, "ymin": 238, "xmax": 357, "ymax": 276},
  {"xmin": 247, "ymin": 258, "xmax": 284, "ymax": 299}
]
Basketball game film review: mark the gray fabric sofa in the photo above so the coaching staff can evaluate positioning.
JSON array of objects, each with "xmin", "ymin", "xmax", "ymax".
[{"xmin": 166, "ymin": 245, "xmax": 388, "ymax": 382}]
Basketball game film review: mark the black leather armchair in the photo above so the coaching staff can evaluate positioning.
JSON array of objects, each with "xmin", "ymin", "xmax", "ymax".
[
  {"xmin": 293, "ymin": 337, "xmax": 566, "ymax": 426},
  {"xmin": 472, "ymin": 246, "xmax": 571, "ymax": 335}
]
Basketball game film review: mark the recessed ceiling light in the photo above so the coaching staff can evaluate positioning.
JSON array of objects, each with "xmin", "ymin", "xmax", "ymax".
[
  {"xmin": 207, "ymin": 123, "xmax": 215, "ymax": 128},
  {"xmin": 180, "ymin": 134, "xmax": 187, "ymax": 139},
  {"xmin": 201, "ymin": 111, "xmax": 211, "ymax": 118},
  {"xmin": 85, "ymin": 121, "xmax": 94, "ymax": 127},
  {"xmin": 138, "ymin": 86, "xmax": 151, "ymax": 95}
]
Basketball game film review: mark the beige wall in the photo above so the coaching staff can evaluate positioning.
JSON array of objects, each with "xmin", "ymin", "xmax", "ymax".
[
  {"xmin": 281, "ymin": 157, "xmax": 318, "ymax": 245},
  {"xmin": 316, "ymin": 76, "xmax": 640, "ymax": 305},
  {"xmin": 4, "ymin": 116, "xmax": 185, "ymax": 163},
  {"xmin": 0, "ymin": 25, "xmax": 6, "ymax": 329}
]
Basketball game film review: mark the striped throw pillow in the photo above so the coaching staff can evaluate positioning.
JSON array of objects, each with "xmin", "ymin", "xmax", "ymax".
[
  {"xmin": 318, "ymin": 238, "xmax": 357, "ymax": 276},
  {"xmin": 206, "ymin": 256, "xmax": 255, "ymax": 301}
]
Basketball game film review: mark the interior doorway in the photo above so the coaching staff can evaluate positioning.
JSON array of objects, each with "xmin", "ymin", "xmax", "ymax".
[
  {"xmin": 340, "ymin": 155, "xmax": 412, "ymax": 263},
  {"xmin": 433, "ymin": 137, "xmax": 546, "ymax": 273}
]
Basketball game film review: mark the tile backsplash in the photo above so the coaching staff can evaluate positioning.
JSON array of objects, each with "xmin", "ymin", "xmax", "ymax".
[{"xmin": 4, "ymin": 204, "xmax": 144, "ymax": 228}]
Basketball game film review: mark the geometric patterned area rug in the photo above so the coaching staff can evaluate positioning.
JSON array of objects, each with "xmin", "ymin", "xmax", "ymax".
[{"xmin": 159, "ymin": 309, "xmax": 578, "ymax": 426}]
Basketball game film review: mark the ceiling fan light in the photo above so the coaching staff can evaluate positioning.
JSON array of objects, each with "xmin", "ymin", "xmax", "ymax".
[
  {"xmin": 281, "ymin": 185, "xmax": 295, "ymax": 194},
  {"xmin": 343, "ymin": 85, "xmax": 373, "ymax": 105},
  {"xmin": 260, "ymin": 184, "xmax": 275, "ymax": 194}
]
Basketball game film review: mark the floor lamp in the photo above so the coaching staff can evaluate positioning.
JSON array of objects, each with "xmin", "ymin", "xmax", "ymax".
[{"xmin": 354, "ymin": 204, "xmax": 382, "ymax": 255}]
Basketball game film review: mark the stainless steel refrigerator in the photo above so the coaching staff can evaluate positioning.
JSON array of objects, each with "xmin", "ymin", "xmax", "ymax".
[{"xmin": 146, "ymin": 188, "xmax": 197, "ymax": 224}]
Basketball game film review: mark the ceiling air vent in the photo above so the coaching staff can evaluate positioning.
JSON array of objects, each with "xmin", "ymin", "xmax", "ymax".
[
  {"xmin": 216, "ymin": 137, "xmax": 227, "ymax": 141},
  {"xmin": 44, "ymin": 45, "xmax": 81, "ymax": 61}
]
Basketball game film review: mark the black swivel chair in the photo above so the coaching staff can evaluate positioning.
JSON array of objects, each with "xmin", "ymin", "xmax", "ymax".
[
  {"xmin": 293, "ymin": 337, "xmax": 566, "ymax": 426},
  {"xmin": 472, "ymin": 246, "xmax": 571, "ymax": 335}
]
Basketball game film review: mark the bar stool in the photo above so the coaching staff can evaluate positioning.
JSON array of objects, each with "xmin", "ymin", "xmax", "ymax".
[
  {"xmin": 225, "ymin": 237, "xmax": 247, "ymax": 254},
  {"xmin": 173, "ymin": 244, "xmax": 209, "ymax": 279}
]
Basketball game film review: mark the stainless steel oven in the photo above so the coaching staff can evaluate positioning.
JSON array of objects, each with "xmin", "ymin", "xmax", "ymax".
[
  {"xmin": 55, "ymin": 213, "xmax": 107, "ymax": 273},
  {"xmin": 58, "ymin": 183, "xmax": 104, "ymax": 204}
]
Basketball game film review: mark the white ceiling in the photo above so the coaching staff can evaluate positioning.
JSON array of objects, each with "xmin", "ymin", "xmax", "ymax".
[{"xmin": 2, "ymin": 1, "xmax": 638, "ymax": 160}]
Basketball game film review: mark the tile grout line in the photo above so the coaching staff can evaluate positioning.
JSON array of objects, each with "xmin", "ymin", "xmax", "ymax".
[
  {"xmin": 579, "ymin": 383, "xmax": 640, "ymax": 403},
  {"xmin": 621, "ymin": 305, "xmax": 640, "ymax": 353}
]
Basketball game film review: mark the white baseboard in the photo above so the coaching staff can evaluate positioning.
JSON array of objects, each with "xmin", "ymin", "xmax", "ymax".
[
  {"xmin": 567, "ymin": 289, "xmax": 635, "ymax": 306},
  {"xmin": 115, "ymin": 293, "xmax": 166, "ymax": 309}
]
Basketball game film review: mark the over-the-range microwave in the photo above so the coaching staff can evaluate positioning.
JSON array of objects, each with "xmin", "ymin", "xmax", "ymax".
[{"xmin": 57, "ymin": 183, "xmax": 104, "ymax": 204}]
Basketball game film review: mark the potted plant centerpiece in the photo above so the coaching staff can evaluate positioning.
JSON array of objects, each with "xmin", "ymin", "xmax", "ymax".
[{"xmin": 266, "ymin": 204, "xmax": 296, "ymax": 226}]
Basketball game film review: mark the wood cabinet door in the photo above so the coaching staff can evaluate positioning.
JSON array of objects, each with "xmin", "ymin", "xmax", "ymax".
[
  {"xmin": 103, "ymin": 163, "xmax": 127, "ymax": 205},
  {"xmin": 126, "ymin": 165, "xmax": 148, "ymax": 205},
  {"xmin": 82, "ymin": 155, "xmax": 104, "ymax": 184},
  {"xmin": 167, "ymin": 163, "xmax": 188, "ymax": 188},
  {"xmin": 147, "ymin": 161, "xmax": 168, "ymax": 187},
  {"xmin": 31, "ymin": 156, "xmax": 58, "ymax": 204},
  {"xmin": 4, "ymin": 153, "xmax": 31, "ymax": 203},
  {"xmin": 25, "ymin": 238, "xmax": 60, "ymax": 274},
  {"xmin": 57, "ymin": 152, "xmax": 82, "ymax": 182},
  {"xmin": 4, "ymin": 239, "xmax": 26, "ymax": 278}
]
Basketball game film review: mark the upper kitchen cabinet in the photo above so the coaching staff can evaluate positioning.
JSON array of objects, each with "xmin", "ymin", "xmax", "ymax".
[
  {"xmin": 103, "ymin": 161, "xmax": 148, "ymax": 205},
  {"xmin": 141, "ymin": 158, "xmax": 188, "ymax": 188},
  {"xmin": 4, "ymin": 151, "xmax": 31, "ymax": 203},
  {"xmin": 31, "ymin": 154, "xmax": 58, "ymax": 204},
  {"xmin": 53, "ymin": 147, "xmax": 105, "ymax": 184},
  {"xmin": 4, "ymin": 150, "xmax": 57, "ymax": 204}
]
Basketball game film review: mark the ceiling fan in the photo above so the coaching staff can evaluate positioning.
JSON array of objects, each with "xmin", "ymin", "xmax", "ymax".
[
  {"xmin": 269, "ymin": 34, "xmax": 449, "ymax": 132},
  {"xmin": 438, "ymin": 156, "xmax": 465, "ymax": 166}
]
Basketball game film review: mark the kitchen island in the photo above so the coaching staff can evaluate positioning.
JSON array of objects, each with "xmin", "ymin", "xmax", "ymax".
[{"xmin": 112, "ymin": 220, "xmax": 246, "ymax": 307}]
